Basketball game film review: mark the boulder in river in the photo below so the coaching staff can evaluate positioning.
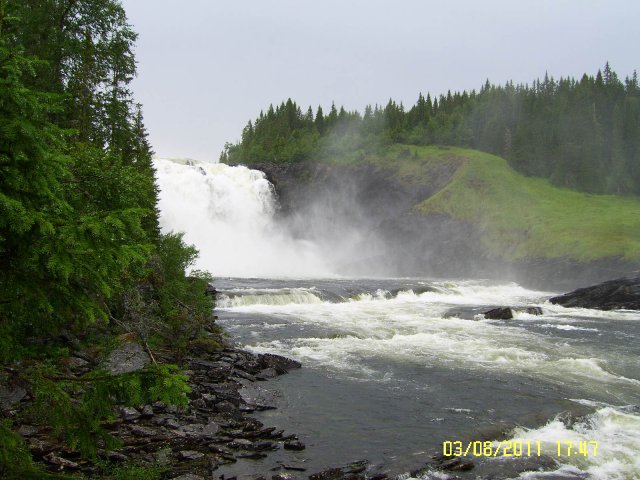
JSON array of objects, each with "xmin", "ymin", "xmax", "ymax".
[
  {"xmin": 549, "ymin": 276, "xmax": 640, "ymax": 310},
  {"xmin": 483, "ymin": 307, "xmax": 513, "ymax": 319},
  {"xmin": 483, "ymin": 306, "xmax": 543, "ymax": 319}
]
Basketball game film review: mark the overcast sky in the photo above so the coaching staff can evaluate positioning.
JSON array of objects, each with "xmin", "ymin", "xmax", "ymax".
[{"xmin": 121, "ymin": 1, "xmax": 640, "ymax": 162}]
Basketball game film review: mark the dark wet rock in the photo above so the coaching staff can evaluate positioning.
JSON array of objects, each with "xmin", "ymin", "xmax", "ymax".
[
  {"xmin": 483, "ymin": 307, "xmax": 513, "ymax": 319},
  {"xmin": 236, "ymin": 452, "xmax": 268, "ymax": 459},
  {"xmin": 228, "ymin": 438, "xmax": 253, "ymax": 449},
  {"xmin": 228, "ymin": 438, "xmax": 276, "ymax": 451},
  {"xmin": 550, "ymin": 276, "xmax": 640, "ymax": 310},
  {"xmin": 232, "ymin": 369, "xmax": 257, "ymax": 382},
  {"xmin": 141, "ymin": 405, "xmax": 154, "ymax": 417},
  {"xmin": 525, "ymin": 306, "xmax": 543, "ymax": 315},
  {"xmin": 215, "ymin": 400, "xmax": 239, "ymax": 414},
  {"xmin": 66, "ymin": 356, "xmax": 90, "ymax": 369},
  {"xmin": 239, "ymin": 381, "xmax": 282, "ymax": 409},
  {"xmin": 258, "ymin": 353, "xmax": 302, "ymax": 374},
  {"xmin": 283, "ymin": 440, "xmax": 306, "ymax": 451},
  {"xmin": 0, "ymin": 385, "xmax": 27, "ymax": 411},
  {"xmin": 120, "ymin": 406, "xmax": 141, "ymax": 421},
  {"xmin": 179, "ymin": 422, "xmax": 220, "ymax": 439},
  {"xmin": 309, "ymin": 468, "xmax": 344, "ymax": 480},
  {"xmin": 104, "ymin": 341, "xmax": 150, "ymax": 374},
  {"xmin": 105, "ymin": 451, "xmax": 128, "ymax": 462},
  {"xmin": 282, "ymin": 464, "xmax": 307, "ymax": 472},
  {"xmin": 130, "ymin": 425, "xmax": 157, "ymax": 437},
  {"xmin": 205, "ymin": 283, "xmax": 217, "ymax": 296},
  {"xmin": 152, "ymin": 415, "xmax": 181, "ymax": 429},
  {"xmin": 309, "ymin": 460, "xmax": 369, "ymax": 480},
  {"xmin": 16, "ymin": 425, "xmax": 39, "ymax": 437},
  {"xmin": 171, "ymin": 474, "xmax": 206, "ymax": 480},
  {"xmin": 177, "ymin": 450, "xmax": 205, "ymax": 461},
  {"xmin": 43, "ymin": 453, "xmax": 80, "ymax": 470},
  {"xmin": 12, "ymin": 338, "xmax": 307, "ymax": 479},
  {"xmin": 439, "ymin": 456, "xmax": 474, "ymax": 472},
  {"xmin": 257, "ymin": 367, "xmax": 279, "ymax": 379},
  {"xmin": 470, "ymin": 453, "xmax": 558, "ymax": 479}
]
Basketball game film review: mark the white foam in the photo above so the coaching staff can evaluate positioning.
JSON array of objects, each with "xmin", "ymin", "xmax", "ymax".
[
  {"xmin": 554, "ymin": 358, "xmax": 640, "ymax": 386},
  {"xmin": 539, "ymin": 323, "xmax": 600, "ymax": 332},
  {"xmin": 217, "ymin": 288, "xmax": 325, "ymax": 307},
  {"xmin": 543, "ymin": 302, "xmax": 640, "ymax": 321},
  {"xmin": 509, "ymin": 406, "xmax": 640, "ymax": 480},
  {"xmin": 154, "ymin": 158, "xmax": 331, "ymax": 277}
]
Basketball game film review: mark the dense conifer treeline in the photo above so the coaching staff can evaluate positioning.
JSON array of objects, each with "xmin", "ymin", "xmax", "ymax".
[
  {"xmin": 222, "ymin": 64, "xmax": 640, "ymax": 195},
  {"xmin": 0, "ymin": 1, "xmax": 213, "ymax": 476}
]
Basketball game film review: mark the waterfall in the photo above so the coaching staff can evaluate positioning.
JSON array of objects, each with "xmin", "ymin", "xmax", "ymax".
[{"xmin": 153, "ymin": 158, "xmax": 330, "ymax": 277}]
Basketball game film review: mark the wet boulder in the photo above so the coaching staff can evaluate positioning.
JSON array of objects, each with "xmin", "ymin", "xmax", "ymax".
[
  {"xmin": 258, "ymin": 353, "xmax": 301, "ymax": 374},
  {"xmin": 483, "ymin": 306, "xmax": 543, "ymax": 319},
  {"xmin": 483, "ymin": 307, "xmax": 513, "ymax": 319},
  {"xmin": 549, "ymin": 276, "xmax": 640, "ymax": 310}
]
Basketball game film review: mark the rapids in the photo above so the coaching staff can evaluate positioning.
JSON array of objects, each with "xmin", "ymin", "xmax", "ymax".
[{"xmin": 154, "ymin": 158, "xmax": 640, "ymax": 479}]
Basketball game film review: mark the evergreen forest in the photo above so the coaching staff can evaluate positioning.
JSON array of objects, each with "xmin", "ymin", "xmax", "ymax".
[
  {"xmin": 222, "ymin": 63, "xmax": 640, "ymax": 196},
  {"xmin": 0, "ymin": 1, "xmax": 214, "ymax": 477}
]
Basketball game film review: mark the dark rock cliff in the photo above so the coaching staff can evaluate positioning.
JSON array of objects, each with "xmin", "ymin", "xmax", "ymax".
[{"xmin": 251, "ymin": 160, "xmax": 639, "ymax": 291}]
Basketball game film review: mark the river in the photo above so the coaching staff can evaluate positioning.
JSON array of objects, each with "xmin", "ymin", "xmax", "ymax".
[{"xmin": 154, "ymin": 158, "xmax": 640, "ymax": 479}]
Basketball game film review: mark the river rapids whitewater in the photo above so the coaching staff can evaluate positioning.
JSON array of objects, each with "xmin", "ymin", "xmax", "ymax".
[{"xmin": 154, "ymin": 158, "xmax": 640, "ymax": 480}]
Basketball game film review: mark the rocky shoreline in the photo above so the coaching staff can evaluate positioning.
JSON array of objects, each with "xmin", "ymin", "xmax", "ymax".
[
  {"xmin": 1, "ymin": 338, "xmax": 384, "ymax": 480},
  {"xmin": 6, "ymin": 276, "xmax": 638, "ymax": 479}
]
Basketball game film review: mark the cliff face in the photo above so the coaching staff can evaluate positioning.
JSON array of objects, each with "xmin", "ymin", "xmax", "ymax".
[{"xmin": 249, "ymin": 150, "xmax": 640, "ymax": 291}]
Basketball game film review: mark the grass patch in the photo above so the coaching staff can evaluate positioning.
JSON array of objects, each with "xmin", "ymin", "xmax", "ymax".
[
  {"xmin": 411, "ymin": 147, "xmax": 640, "ymax": 261},
  {"xmin": 316, "ymin": 144, "xmax": 640, "ymax": 262}
]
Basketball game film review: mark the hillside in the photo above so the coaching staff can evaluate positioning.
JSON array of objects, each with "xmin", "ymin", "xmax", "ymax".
[
  {"xmin": 250, "ymin": 145, "xmax": 640, "ymax": 288},
  {"xmin": 407, "ymin": 146, "xmax": 640, "ymax": 262}
]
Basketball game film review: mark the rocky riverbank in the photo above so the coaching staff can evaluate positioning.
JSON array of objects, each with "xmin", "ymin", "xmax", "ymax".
[{"xmin": 0, "ymin": 337, "xmax": 379, "ymax": 480}]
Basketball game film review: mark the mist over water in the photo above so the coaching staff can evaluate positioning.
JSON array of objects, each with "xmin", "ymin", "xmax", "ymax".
[
  {"xmin": 153, "ymin": 158, "xmax": 331, "ymax": 277},
  {"xmin": 154, "ymin": 157, "xmax": 640, "ymax": 479}
]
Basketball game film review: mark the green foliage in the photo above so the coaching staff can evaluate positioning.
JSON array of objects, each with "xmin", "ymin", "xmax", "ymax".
[
  {"xmin": 24, "ymin": 362, "xmax": 190, "ymax": 458},
  {"xmin": 306, "ymin": 144, "xmax": 640, "ymax": 262},
  {"xmin": 151, "ymin": 233, "xmax": 214, "ymax": 350},
  {"xmin": 222, "ymin": 64, "xmax": 640, "ymax": 196},
  {"xmin": 379, "ymin": 146, "xmax": 640, "ymax": 262},
  {"xmin": 0, "ymin": 0, "xmax": 215, "ymax": 475},
  {"xmin": 0, "ymin": 420, "xmax": 60, "ymax": 479},
  {"xmin": 100, "ymin": 463, "xmax": 165, "ymax": 480}
]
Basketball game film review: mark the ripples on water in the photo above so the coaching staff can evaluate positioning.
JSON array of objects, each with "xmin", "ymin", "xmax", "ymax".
[
  {"xmin": 215, "ymin": 278, "xmax": 640, "ymax": 480},
  {"xmin": 153, "ymin": 159, "xmax": 639, "ymax": 478}
]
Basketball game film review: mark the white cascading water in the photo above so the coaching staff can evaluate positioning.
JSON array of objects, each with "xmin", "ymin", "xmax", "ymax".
[{"xmin": 153, "ymin": 158, "xmax": 331, "ymax": 277}]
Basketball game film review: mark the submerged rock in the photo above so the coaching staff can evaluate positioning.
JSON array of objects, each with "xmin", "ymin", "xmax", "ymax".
[
  {"xmin": 309, "ymin": 460, "xmax": 369, "ymax": 480},
  {"xmin": 549, "ymin": 276, "xmax": 640, "ymax": 310},
  {"xmin": 283, "ymin": 439, "xmax": 306, "ymax": 451}
]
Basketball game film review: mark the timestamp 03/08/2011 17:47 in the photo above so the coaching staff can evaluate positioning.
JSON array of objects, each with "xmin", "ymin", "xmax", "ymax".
[{"xmin": 442, "ymin": 440, "xmax": 599, "ymax": 458}]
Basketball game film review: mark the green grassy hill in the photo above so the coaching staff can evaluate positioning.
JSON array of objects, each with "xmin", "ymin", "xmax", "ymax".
[{"xmin": 322, "ymin": 145, "xmax": 640, "ymax": 263}]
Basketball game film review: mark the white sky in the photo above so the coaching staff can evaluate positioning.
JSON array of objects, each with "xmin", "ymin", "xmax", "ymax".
[{"xmin": 121, "ymin": 0, "xmax": 640, "ymax": 162}]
